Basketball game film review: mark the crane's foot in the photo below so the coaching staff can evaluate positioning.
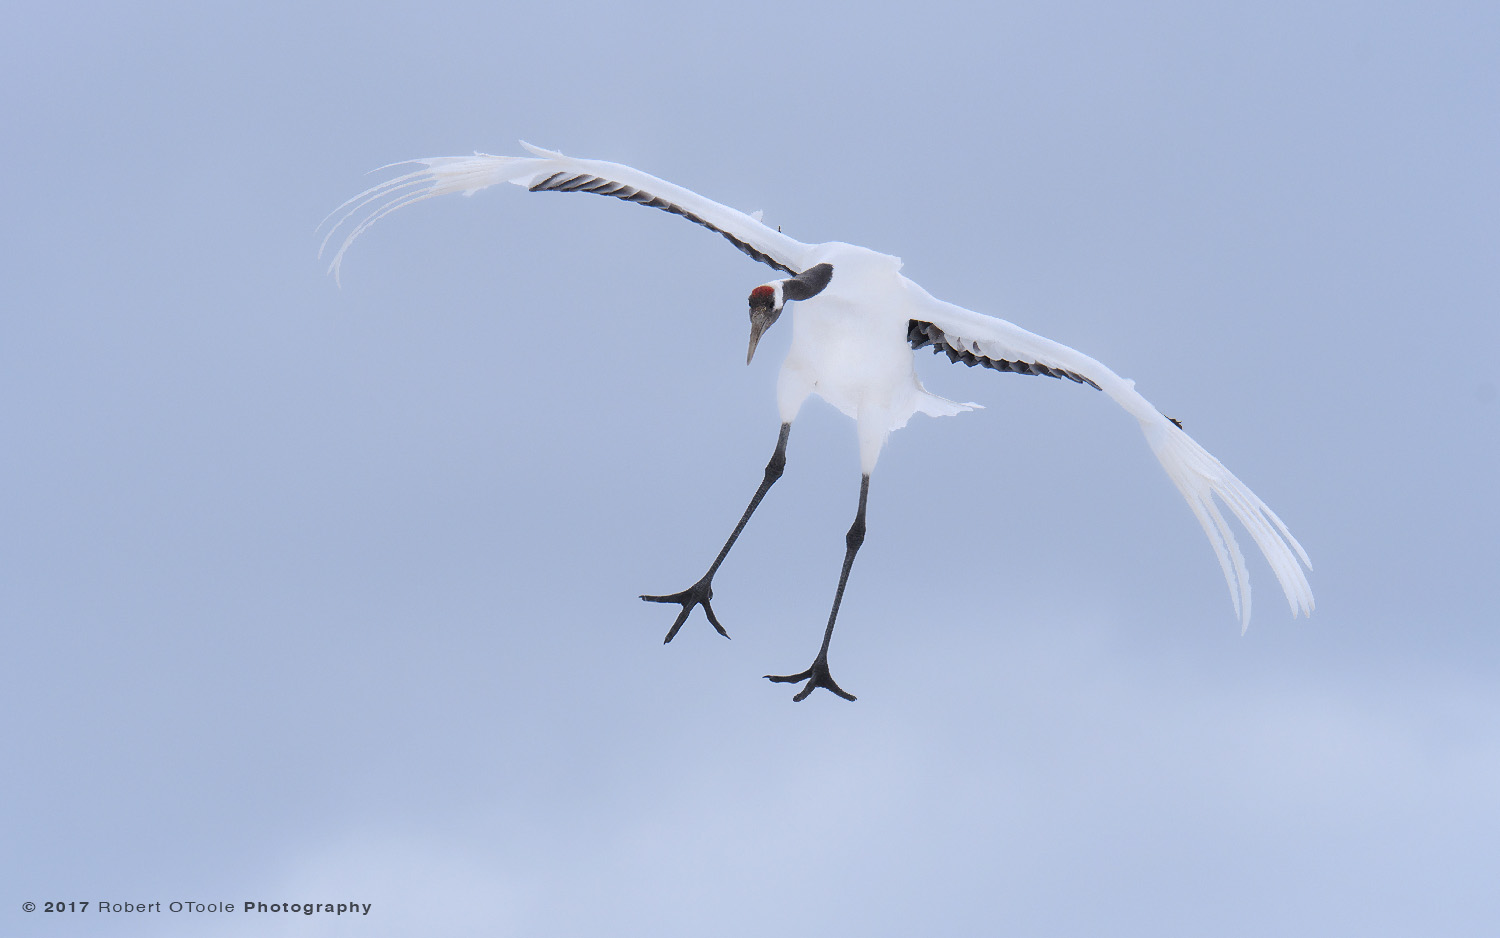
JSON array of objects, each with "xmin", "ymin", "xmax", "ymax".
[
  {"xmin": 764, "ymin": 653, "xmax": 857, "ymax": 702},
  {"xmin": 641, "ymin": 574, "xmax": 728, "ymax": 643}
]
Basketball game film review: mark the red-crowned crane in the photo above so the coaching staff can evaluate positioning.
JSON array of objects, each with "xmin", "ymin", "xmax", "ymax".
[{"xmin": 323, "ymin": 143, "xmax": 1314, "ymax": 701}]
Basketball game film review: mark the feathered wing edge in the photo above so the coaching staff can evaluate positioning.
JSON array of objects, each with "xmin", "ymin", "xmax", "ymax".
[
  {"xmin": 318, "ymin": 154, "xmax": 535, "ymax": 284},
  {"xmin": 909, "ymin": 287, "xmax": 1314, "ymax": 630},
  {"xmin": 1139, "ymin": 419, "xmax": 1314, "ymax": 630},
  {"xmin": 318, "ymin": 142, "xmax": 815, "ymax": 284}
]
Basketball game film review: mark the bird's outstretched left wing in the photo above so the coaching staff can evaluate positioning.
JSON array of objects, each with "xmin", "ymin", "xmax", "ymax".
[
  {"xmin": 905, "ymin": 281, "xmax": 1314, "ymax": 631},
  {"xmin": 320, "ymin": 143, "xmax": 818, "ymax": 283}
]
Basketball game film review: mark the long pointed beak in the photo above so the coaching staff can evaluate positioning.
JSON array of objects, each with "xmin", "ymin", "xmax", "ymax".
[{"xmin": 747, "ymin": 308, "xmax": 778, "ymax": 365}]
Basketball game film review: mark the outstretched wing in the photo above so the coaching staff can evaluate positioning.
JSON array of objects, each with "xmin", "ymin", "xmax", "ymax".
[
  {"xmin": 905, "ymin": 280, "xmax": 1314, "ymax": 630},
  {"xmin": 320, "ymin": 142, "xmax": 818, "ymax": 283}
]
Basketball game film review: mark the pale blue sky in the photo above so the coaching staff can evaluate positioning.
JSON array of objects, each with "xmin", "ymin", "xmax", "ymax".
[{"xmin": 4, "ymin": 1, "xmax": 1497, "ymax": 935}]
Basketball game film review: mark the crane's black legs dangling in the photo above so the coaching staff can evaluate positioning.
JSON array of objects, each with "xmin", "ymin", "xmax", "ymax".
[
  {"xmin": 765, "ymin": 474, "xmax": 868, "ymax": 702},
  {"xmin": 642, "ymin": 423, "xmax": 791, "ymax": 643}
]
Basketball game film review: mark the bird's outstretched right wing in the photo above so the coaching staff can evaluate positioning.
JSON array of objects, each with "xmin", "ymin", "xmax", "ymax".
[
  {"xmin": 320, "ymin": 143, "xmax": 819, "ymax": 283},
  {"xmin": 905, "ymin": 281, "xmax": 1314, "ymax": 631}
]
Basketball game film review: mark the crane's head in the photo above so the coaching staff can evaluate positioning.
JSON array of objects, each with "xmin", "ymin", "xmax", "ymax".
[
  {"xmin": 746, "ymin": 282, "xmax": 783, "ymax": 365},
  {"xmin": 746, "ymin": 263, "xmax": 834, "ymax": 365}
]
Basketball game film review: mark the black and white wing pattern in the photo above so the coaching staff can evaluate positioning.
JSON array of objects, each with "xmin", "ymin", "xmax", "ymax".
[
  {"xmin": 320, "ymin": 143, "xmax": 819, "ymax": 283},
  {"xmin": 906, "ymin": 282, "xmax": 1314, "ymax": 630},
  {"xmin": 907, "ymin": 319, "xmax": 1102, "ymax": 389}
]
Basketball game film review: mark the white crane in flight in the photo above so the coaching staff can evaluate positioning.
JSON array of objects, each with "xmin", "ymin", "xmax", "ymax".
[{"xmin": 323, "ymin": 143, "xmax": 1314, "ymax": 701}]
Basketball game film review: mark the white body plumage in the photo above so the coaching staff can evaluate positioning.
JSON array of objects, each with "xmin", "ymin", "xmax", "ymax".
[{"xmin": 775, "ymin": 244, "xmax": 977, "ymax": 471}]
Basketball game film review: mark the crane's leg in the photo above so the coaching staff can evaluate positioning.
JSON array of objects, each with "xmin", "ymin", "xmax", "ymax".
[
  {"xmin": 764, "ymin": 474, "xmax": 868, "ymax": 702},
  {"xmin": 641, "ymin": 422, "xmax": 791, "ymax": 643}
]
